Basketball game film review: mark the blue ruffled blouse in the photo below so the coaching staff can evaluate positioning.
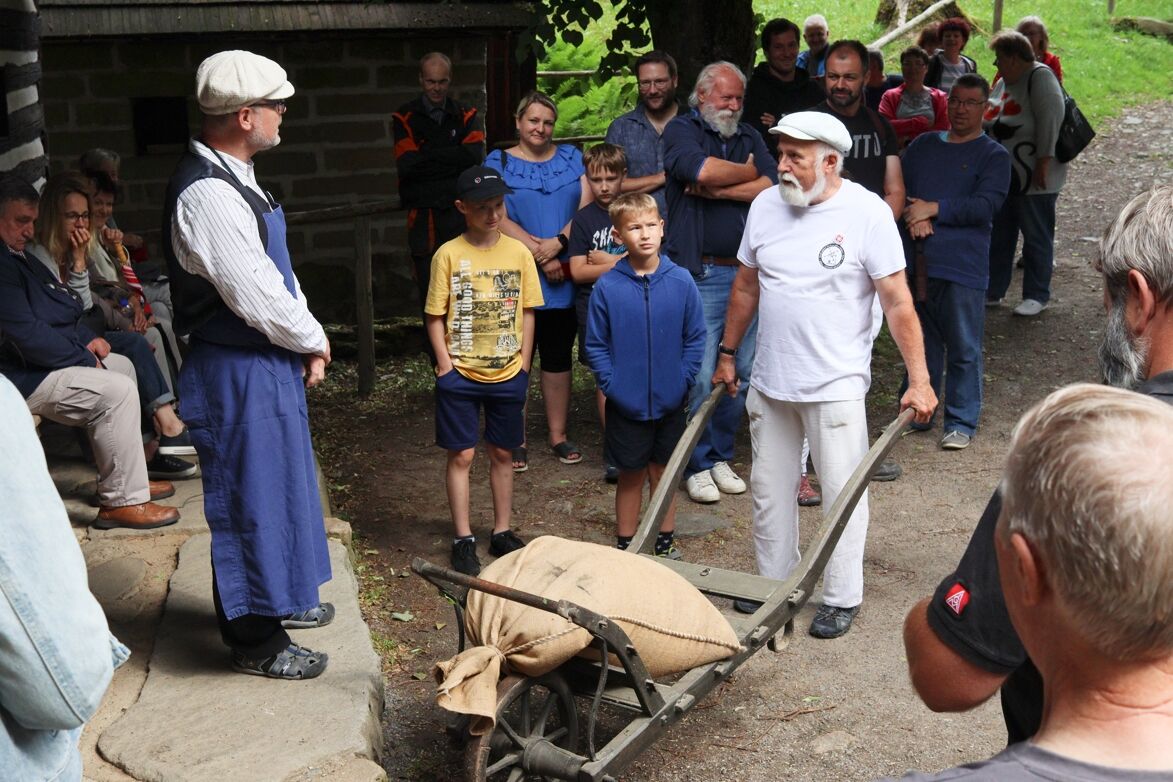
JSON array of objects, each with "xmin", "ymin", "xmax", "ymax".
[{"xmin": 486, "ymin": 144, "xmax": 584, "ymax": 310}]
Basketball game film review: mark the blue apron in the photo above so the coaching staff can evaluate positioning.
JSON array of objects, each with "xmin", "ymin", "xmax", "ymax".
[{"xmin": 178, "ymin": 165, "xmax": 330, "ymax": 621}]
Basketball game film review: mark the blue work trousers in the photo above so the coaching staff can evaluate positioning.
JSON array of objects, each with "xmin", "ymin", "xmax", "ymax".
[{"xmin": 988, "ymin": 192, "xmax": 1058, "ymax": 304}]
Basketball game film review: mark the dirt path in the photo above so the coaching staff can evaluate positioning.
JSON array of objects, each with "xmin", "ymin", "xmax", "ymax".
[{"xmin": 309, "ymin": 100, "xmax": 1172, "ymax": 781}]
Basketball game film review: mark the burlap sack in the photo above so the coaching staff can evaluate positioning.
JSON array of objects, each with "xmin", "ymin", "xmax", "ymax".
[{"xmin": 433, "ymin": 536, "xmax": 742, "ymax": 734}]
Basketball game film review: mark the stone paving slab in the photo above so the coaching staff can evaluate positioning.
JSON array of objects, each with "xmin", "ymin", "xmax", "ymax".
[{"xmin": 97, "ymin": 535, "xmax": 385, "ymax": 782}]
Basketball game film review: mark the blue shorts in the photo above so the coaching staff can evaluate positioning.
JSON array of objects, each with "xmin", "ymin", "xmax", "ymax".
[
  {"xmin": 603, "ymin": 400, "xmax": 688, "ymax": 472},
  {"xmin": 434, "ymin": 369, "xmax": 529, "ymax": 451}
]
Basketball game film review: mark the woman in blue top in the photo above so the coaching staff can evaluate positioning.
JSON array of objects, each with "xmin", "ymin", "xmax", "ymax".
[{"xmin": 487, "ymin": 91, "xmax": 591, "ymax": 471}]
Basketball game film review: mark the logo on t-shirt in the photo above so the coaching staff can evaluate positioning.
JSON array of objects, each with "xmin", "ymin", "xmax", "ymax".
[
  {"xmin": 944, "ymin": 582, "xmax": 970, "ymax": 617},
  {"xmin": 818, "ymin": 242, "xmax": 845, "ymax": 269}
]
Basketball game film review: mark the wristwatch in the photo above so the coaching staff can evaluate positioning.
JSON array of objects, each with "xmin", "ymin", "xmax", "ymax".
[
  {"xmin": 718, "ymin": 343, "xmax": 737, "ymax": 357},
  {"xmin": 556, "ymin": 234, "xmax": 569, "ymax": 252}
]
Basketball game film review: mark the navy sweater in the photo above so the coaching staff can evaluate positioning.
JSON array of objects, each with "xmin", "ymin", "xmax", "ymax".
[
  {"xmin": 584, "ymin": 255, "xmax": 706, "ymax": 421},
  {"xmin": 902, "ymin": 132, "xmax": 1011, "ymax": 290}
]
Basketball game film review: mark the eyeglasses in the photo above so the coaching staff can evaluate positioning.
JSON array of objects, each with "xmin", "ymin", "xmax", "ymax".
[
  {"xmin": 249, "ymin": 100, "xmax": 287, "ymax": 114},
  {"xmin": 637, "ymin": 78, "xmax": 671, "ymax": 90},
  {"xmin": 947, "ymin": 98, "xmax": 986, "ymax": 108},
  {"xmin": 64, "ymin": 211, "xmax": 90, "ymax": 222}
]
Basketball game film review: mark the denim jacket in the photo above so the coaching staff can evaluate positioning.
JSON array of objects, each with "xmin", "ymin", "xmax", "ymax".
[{"xmin": 0, "ymin": 377, "xmax": 129, "ymax": 781}]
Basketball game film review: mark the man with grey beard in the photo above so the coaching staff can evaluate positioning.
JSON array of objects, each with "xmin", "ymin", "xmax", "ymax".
[
  {"xmin": 662, "ymin": 61, "xmax": 776, "ymax": 507},
  {"xmin": 902, "ymin": 184, "xmax": 1173, "ymax": 743},
  {"xmin": 712, "ymin": 111, "xmax": 936, "ymax": 638}
]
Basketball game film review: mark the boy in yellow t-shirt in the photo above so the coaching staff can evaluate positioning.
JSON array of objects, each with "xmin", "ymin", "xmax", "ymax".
[{"xmin": 425, "ymin": 166, "xmax": 544, "ymax": 575}]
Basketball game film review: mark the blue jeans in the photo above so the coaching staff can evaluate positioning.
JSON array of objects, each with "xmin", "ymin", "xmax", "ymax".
[
  {"xmin": 915, "ymin": 279, "xmax": 985, "ymax": 436},
  {"xmin": 686, "ymin": 264, "xmax": 757, "ymax": 476},
  {"xmin": 987, "ymin": 192, "xmax": 1058, "ymax": 304}
]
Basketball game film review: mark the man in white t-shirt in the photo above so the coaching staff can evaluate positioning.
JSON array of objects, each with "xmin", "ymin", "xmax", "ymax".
[{"xmin": 713, "ymin": 111, "xmax": 936, "ymax": 638}]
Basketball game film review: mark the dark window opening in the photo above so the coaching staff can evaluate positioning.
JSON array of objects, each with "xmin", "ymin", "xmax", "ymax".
[
  {"xmin": 1, "ymin": 67, "xmax": 10, "ymax": 138},
  {"xmin": 131, "ymin": 96, "xmax": 188, "ymax": 155}
]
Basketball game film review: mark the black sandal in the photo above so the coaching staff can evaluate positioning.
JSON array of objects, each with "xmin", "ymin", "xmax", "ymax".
[
  {"xmin": 511, "ymin": 446, "xmax": 529, "ymax": 473},
  {"xmin": 281, "ymin": 602, "xmax": 335, "ymax": 629},
  {"xmin": 231, "ymin": 642, "xmax": 328, "ymax": 680}
]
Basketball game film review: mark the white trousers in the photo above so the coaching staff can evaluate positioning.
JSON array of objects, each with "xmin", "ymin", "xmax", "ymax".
[{"xmin": 747, "ymin": 388, "xmax": 870, "ymax": 608}]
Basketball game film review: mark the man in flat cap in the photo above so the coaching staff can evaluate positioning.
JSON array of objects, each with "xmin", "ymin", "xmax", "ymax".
[
  {"xmin": 162, "ymin": 50, "xmax": 333, "ymax": 679},
  {"xmin": 713, "ymin": 111, "xmax": 935, "ymax": 638}
]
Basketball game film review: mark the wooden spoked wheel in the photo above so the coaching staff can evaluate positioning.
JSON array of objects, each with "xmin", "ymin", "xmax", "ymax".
[{"xmin": 465, "ymin": 673, "xmax": 580, "ymax": 781}]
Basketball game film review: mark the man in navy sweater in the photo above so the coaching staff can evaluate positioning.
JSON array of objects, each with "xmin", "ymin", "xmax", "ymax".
[{"xmin": 901, "ymin": 74, "xmax": 1010, "ymax": 450}]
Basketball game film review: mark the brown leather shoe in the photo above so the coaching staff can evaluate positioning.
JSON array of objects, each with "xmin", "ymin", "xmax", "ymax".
[
  {"xmin": 95, "ymin": 502, "xmax": 180, "ymax": 530},
  {"xmin": 149, "ymin": 480, "xmax": 175, "ymax": 501}
]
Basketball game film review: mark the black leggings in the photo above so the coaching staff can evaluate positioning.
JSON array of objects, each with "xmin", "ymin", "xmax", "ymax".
[{"xmin": 534, "ymin": 307, "xmax": 577, "ymax": 373}]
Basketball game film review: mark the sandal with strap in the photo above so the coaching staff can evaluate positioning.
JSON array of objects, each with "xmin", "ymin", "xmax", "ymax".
[
  {"xmin": 232, "ymin": 642, "xmax": 329, "ymax": 680},
  {"xmin": 281, "ymin": 602, "xmax": 335, "ymax": 629},
  {"xmin": 551, "ymin": 440, "xmax": 583, "ymax": 465},
  {"xmin": 511, "ymin": 446, "xmax": 528, "ymax": 473}
]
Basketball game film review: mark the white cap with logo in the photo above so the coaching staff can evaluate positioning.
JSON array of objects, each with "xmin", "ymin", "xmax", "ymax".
[
  {"xmin": 196, "ymin": 50, "xmax": 295, "ymax": 115},
  {"xmin": 769, "ymin": 111, "xmax": 852, "ymax": 154}
]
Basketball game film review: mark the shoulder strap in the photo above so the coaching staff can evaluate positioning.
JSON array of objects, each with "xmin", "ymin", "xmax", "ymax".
[{"xmin": 499, "ymin": 148, "xmax": 507, "ymax": 169}]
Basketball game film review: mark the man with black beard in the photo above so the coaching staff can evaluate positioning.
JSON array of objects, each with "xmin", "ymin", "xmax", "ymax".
[
  {"xmin": 662, "ymin": 61, "xmax": 776, "ymax": 507},
  {"xmin": 902, "ymin": 184, "xmax": 1173, "ymax": 742}
]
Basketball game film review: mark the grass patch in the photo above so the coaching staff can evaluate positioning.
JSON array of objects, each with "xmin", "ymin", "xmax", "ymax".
[{"xmin": 541, "ymin": 0, "xmax": 1172, "ymax": 135}]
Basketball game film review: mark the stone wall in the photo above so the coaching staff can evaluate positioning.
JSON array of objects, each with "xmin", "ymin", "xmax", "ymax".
[{"xmin": 39, "ymin": 33, "xmax": 489, "ymax": 322}]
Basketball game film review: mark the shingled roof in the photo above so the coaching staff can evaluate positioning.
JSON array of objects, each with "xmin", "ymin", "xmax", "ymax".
[{"xmin": 37, "ymin": 0, "xmax": 533, "ymax": 39}]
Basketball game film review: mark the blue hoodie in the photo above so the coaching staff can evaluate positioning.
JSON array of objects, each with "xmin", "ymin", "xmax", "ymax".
[{"xmin": 584, "ymin": 254, "xmax": 706, "ymax": 421}]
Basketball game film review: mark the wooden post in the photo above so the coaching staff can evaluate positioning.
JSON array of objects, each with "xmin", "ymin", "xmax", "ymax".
[
  {"xmin": 992, "ymin": 0, "xmax": 1004, "ymax": 32},
  {"xmin": 354, "ymin": 216, "xmax": 375, "ymax": 396},
  {"xmin": 1107, "ymin": 0, "xmax": 1116, "ymax": 14}
]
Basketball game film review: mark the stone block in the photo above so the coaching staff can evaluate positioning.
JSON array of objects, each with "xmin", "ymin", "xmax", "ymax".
[
  {"xmin": 256, "ymin": 149, "xmax": 319, "ymax": 176},
  {"xmin": 87, "ymin": 557, "xmax": 148, "ymax": 604},
  {"xmin": 89, "ymin": 70, "xmax": 190, "ymax": 98},
  {"xmin": 119, "ymin": 42, "xmax": 190, "ymax": 70},
  {"xmin": 346, "ymin": 37, "xmax": 406, "ymax": 62},
  {"xmin": 322, "ymin": 146, "xmax": 394, "ymax": 172},
  {"xmin": 40, "ymin": 74, "xmax": 88, "ymax": 101},
  {"xmin": 315, "ymin": 92, "xmax": 396, "ymax": 118},
  {"xmin": 291, "ymin": 172, "xmax": 393, "ymax": 199},
  {"xmin": 44, "ymin": 43, "xmax": 115, "ymax": 71},
  {"xmin": 312, "ymin": 229, "xmax": 357, "ymax": 250},
  {"xmin": 293, "ymin": 66, "xmax": 371, "ymax": 91},
  {"xmin": 74, "ymin": 100, "xmax": 133, "ymax": 129},
  {"xmin": 406, "ymin": 38, "xmax": 462, "ymax": 61},
  {"xmin": 97, "ymin": 536, "xmax": 385, "ymax": 782},
  {"xmin": 294, "ymin": 120, "xmax": 387, "ymax": 145},
  {"xmin": 374, "ymin": 65, "xmax": 421, "ymax": 90},
  {"xmin": 46, "ymin": 130, "xmax": 128, "ymax": 160},
  {"xmin": 325, "ymin": 518, "xmax": 352, "ymax": 550},
  {"xmin": 43, "ymin": 101, "xmax": 70, "ymax": 127}
]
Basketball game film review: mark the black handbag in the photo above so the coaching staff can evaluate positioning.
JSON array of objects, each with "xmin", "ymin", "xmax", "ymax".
[
  {"xmin": 1054, "ymin": 90, "xmax": 1095, "ymax": 163},
  {"xmin": 1027, "ymin": 66, "xmax": 1095, "ymax": 164}
]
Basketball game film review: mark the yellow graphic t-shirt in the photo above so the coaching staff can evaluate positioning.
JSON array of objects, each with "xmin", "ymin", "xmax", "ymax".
[{"xmin": 424, "ymin": 234, "xmax": 544, "ymax": 383}]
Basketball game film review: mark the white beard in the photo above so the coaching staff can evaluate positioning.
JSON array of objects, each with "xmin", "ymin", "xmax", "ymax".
[
  {"xmin": 778, "ymin": 168, "xmax": 827, "ymax": 207},
  {"xmin": 700, "ymin": 103, "xmax": 742, "ymax": 138}
]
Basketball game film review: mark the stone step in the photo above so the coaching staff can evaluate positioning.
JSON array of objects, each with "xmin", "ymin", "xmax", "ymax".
[{"xmin": 97, "ymin": 535, "xmax": 386, "ymax": 782}]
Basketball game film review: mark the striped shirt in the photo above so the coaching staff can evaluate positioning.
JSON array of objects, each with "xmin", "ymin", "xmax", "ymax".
[{"xmin": 170, "ymin": 140, "xmax": 327, "ymax": 355}]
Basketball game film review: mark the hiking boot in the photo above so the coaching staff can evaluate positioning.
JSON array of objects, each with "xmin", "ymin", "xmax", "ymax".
[
  {"xmin": 489, "ymin": 529, "xmax": 526, "ymax": 557},
  {"xmin": 940, "ymin": 430, "xmax": 972, "ymax": 450},
  {"xmin": 809, "ymin": 604, "xmax": 860, "ymax": 639},
  {"xmin": 686, "ymin": 471, "xmax": 720, "ymax": 503},
  {"xmin": 710, "ymin": 461, "xmax": 746, "ymax": 494},
  {"xmin": 797, "ymin": 474, "xmax": 822, "ymax": 506},
  {"xmin": 871, "ymin": 460, "xmax": 902, "ymax": 482},
  {"xmin": 451, "ymin": 538, "xmax": 481, "ymax": 576}
]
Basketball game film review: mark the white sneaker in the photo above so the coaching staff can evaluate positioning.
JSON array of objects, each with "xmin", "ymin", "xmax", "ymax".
[
  {"xmin": 710, "ymin": 461, "xmax": 747, "ymax": 494},
  {"xmin": 686, "ymin": 471, "xmax": 720, "ymax": 503},
  {"xmin": 1013, "ymin": 298, "xmax": 1048, "ymax": 317}
]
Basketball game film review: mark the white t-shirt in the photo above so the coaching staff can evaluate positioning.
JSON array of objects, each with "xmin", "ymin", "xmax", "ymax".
[{"xmin": 738, "ymin": 179, "xmax": 905, "ymax": 402}]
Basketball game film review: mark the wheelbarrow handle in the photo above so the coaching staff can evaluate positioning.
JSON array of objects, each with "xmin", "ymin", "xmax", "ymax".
[{"xmin": 412, "ymin": 557, "xmax": 564, "ymax": 615}]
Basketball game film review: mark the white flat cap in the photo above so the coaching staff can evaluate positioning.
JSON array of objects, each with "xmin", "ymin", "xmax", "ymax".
[
  {"xmin": 196, "ymin": 50, "xmax": 294, "ymax": 115},
  {"xmin": 769, "ymin": 111, "xmax": 852, "ymax": 154}
]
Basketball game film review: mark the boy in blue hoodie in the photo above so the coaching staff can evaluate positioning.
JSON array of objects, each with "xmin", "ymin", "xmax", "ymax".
[{"xmin": 584, "ymin": 193, "xmax": 706, "ymax": 557}]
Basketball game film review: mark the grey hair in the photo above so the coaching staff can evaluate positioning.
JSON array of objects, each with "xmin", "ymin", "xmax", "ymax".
[
  {"xmin": 815, "ymin": 142, "xmax": 845, "ymax": 175},
  {"xmin": 419, "ymin": 52, "xmax": 452, "ymax": 72},
  {"xmin": 1000, "ymin": 384, "xmax": 1173, "ymax": 661},
  {"xmin": 688, "ymin": 61, "xmax": 746, "ymax": 109},
  {"xmin": 1095, "ymin": 185, "xmax": 1173, "ymax": 307},
  {"xmin": 803, "ymin": 14, "xmax": 828, "ymax": 32},
  {"xmin": 78, "ymin": 148, "xmax": 120, "ymax": 175},
  {"xmin": 1015, "ymin": 16, "xmax": 1050, "ymax": 52},
  {"xmin": 989, "ymin": 30, "xmax": 1035, "ymax": 63}
]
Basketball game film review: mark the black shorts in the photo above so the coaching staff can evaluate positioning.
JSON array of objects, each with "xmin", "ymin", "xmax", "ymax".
[
  {"xmin": 534, "ymin": 307, "xmax": 577, "ymax": 373},
  {"xmin": 603, "ymin": 400, "xmax": 688, "ymax": 472},
  {"xmin": 574, "ymin": 288, "xmax": 595, "ymax": 367}
]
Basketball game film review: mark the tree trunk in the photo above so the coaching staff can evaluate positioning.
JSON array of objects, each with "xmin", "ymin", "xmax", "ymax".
[{"xmin": 645, "ymin": 0, "xmax": 756, "ymax": 96}]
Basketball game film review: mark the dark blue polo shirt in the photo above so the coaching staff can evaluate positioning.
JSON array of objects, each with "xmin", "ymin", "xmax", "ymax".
[{"xmin": 662, "ymin": 110, "xmax": 776, "ymax": 275}]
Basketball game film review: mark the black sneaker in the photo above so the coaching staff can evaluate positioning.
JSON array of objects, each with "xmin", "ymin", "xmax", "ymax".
[
  {"xmin": 489, "ymin": 529, "xmax": 526, "ymax": 557},
  {"xmin": 451, "ymin": 538, "xmax": 481, "ymax": 576},
  {"xmin": 809, "ymin": 604, "xmax": 860, "ymax": 638},
  {"xmin": 158, "ymin": 427, "xmax": 196, "ymax": 456},
  {"xmin": 147, "ymin": 453, "xmax": 198, "ymax": 480}
]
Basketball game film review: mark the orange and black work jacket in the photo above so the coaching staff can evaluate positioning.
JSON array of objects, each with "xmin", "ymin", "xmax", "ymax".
[{"xmin": 392, "ymin": 96, "xmax": 485, "ymax": 210}]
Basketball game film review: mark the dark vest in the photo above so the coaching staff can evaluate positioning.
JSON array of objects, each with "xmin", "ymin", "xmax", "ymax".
[{"xmin": 161, "ymin": 150, "xmax": 271, "ymax": 340}]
